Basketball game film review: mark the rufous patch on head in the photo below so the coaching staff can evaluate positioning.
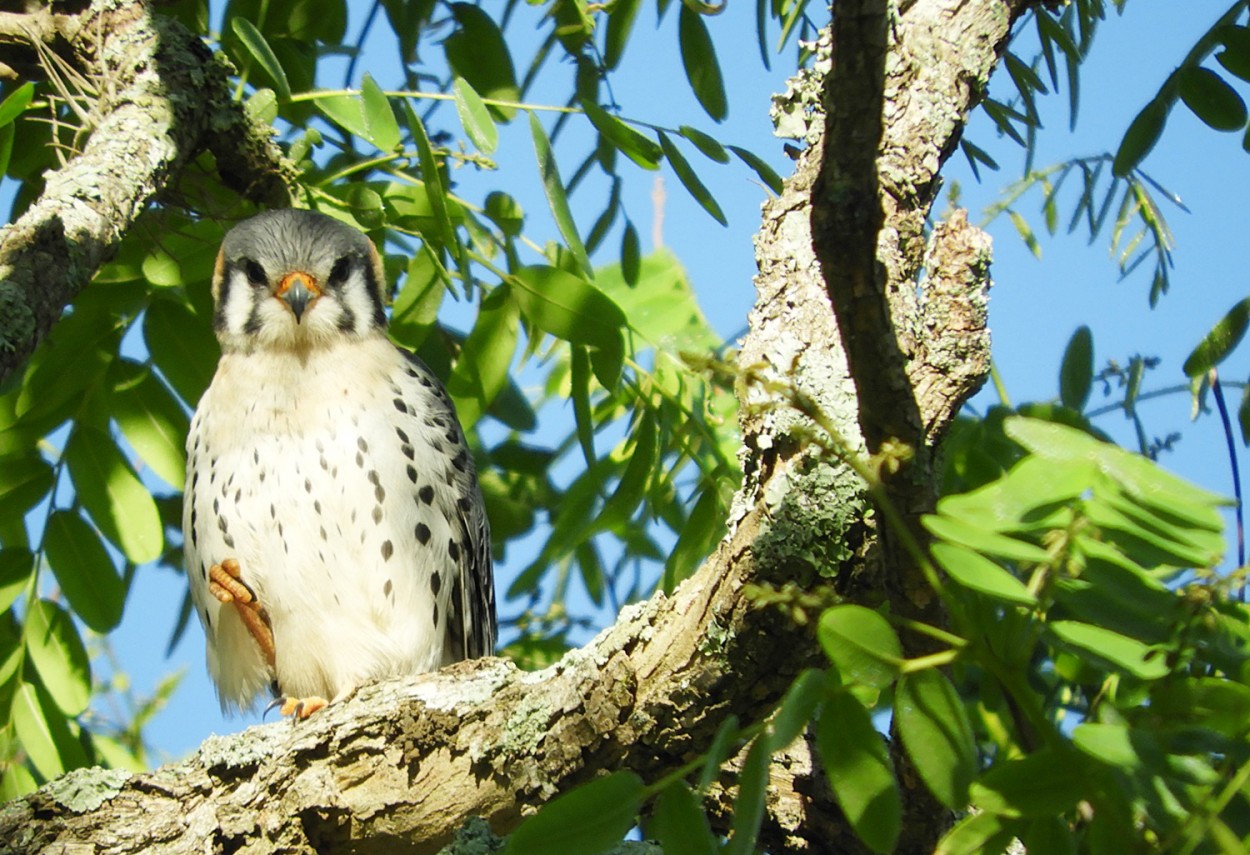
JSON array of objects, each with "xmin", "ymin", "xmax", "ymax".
[
  {"xmin": 367, "ymin": 240, "xmax": 389, "ymax": 305},
  {"xmin": 212, "ymin": 245, "xmax": 226, "ymax": 301}
]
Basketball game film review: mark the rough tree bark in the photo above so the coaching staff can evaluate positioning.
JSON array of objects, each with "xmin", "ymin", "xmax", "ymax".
[{"xmin": 0, "ymin": 0, "xmax": 1031, "ymax": 852}]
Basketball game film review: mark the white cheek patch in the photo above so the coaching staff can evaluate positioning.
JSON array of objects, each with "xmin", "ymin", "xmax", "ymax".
[
  {"xmin": 340, "ymin": 271, "xmax": 379, "ymax": 336},
  {"xmin": 222, "ymin": 272, "xmax": 257, "ymax": 336}
]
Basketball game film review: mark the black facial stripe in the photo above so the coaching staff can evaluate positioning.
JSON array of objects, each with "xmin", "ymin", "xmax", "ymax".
[
  {"xmin": 213, "ymin": 260, "xmax": 236, "ymax": 332},
  {"xmin": 362, "ymin": 260, "xmax": 388, "ymax": 329},
  {"xmin": 337, "ymin": 304, "xmax": 357, "ymax": 333}
]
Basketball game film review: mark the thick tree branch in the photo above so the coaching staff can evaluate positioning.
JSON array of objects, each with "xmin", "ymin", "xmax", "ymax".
[
  {"xmin": 0, "ymin": 0, "xmax": 294, "ymax": 387},
  {"xmin": 0, "ymin": 508, "xmax": 825, "ymax": 853}
]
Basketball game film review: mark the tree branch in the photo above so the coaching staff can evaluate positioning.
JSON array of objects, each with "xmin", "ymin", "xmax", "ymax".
[{"xmin": 0, "ymin": 0, "xmax": 294, "ymax": 387}]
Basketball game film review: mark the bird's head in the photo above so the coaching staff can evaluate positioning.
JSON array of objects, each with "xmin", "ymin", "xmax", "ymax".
[{"xmin": 211, "ymin": 210, "xmax": 389, "ymax": 353}]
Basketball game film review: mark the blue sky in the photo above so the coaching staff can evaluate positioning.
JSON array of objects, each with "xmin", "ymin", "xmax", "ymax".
[{"xmin": 99, "ymin": 1, "xmax": 1250, "ymax": 761}]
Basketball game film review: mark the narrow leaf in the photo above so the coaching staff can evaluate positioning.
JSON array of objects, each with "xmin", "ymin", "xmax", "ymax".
[
  {"xmin": 649, "ymin": 783, "xmax": 717, "ymax": 855},
  {"xmin": 111, "ymin": 365, "xmax": 190, "ymax": 487},
  {"xmin": 24, "ymin": 599, "xmax": 92, "ymax": 716},
  {"xmin": 360, "ymin": 72, "xmax": 401, "ymax": 151},
  {"xmin": 510, "ymin": 265, "xmax": 626, "ymax": 351},
  {"xmin": 231, "ymin": 18, "xmax": 290, "ymax": 100},
  {"xmin": 503, "ymin": 771, "xmax": 644, "ymax": 855},
  {"xmin": 1049, "ymin": 620, "xmax": 1169, "ymax": 680},
  {"xmin": 1113, "ymin": 98, "xmax": 1169, "ymax": 177},
  {"xmin": 65, "ymin": 426, "xmax": 163, "ymax": 564},
  {"xmin": 725, "ymin": 737, "xmax": 771, "ymax": 855},
  {"xmin": 0, "ymin": 81, "xmax": 35, "ymax": 128},
  {"xmin": 896, "ymin": 670, "xmax": 978, "ymax": 809},
  {"xmin": 12, "ymin": 680, "xmax": 88, "ymax": 780},
  {"xmin": 582, "ymin": 100, "xmax": 662, "ymax": 169},
  {"xmin": 679, "ymin": 125, "xmax": 731, "ymax": 162},
  {"xmin": 529, "ymin": 113, "xmax": 592, "ymax": 276},
  {"xmin": 44, "ymin": 510, "xmax": 126, "ymax": 632},
  {"xmin": 1182, "ymin": 298, "xmax": 1250, "ymax": 377},
  {"xmin": 659, "ymin": 131, "xmax": 727, "ymax": 225},
  {"xmin": 728, "ymin": 145, "xmax": 783, "ymax": 194},
  {"xmin": 604, "ymin": 0, "xmax": 642, "ymax": 69},
  {"xmin": 678, "ymin": 4, "xmax": 728, "ymax": 122},
  {"xmin": 444, "ymin": 3, "xmax": 519, "ymax": 119},
  {"xmin": 931, "ymin": 542, "xmax": 1036, "ymax": 606},
  {"xmin": 1059, "ymin": 325, "xmax": 1093, "ymax": 411},
  {"xmin": 816, "ymin": 688, "xmax": 901, "ymax": 853},
  {"xmin": 452, "ymin": 76, "xmax": 499, "ymax": 154}
]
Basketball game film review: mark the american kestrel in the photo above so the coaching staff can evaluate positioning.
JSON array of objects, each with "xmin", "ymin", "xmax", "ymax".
[{"xmin": 183, "ymin": 209, "xmax": 495, "ymax": 716}]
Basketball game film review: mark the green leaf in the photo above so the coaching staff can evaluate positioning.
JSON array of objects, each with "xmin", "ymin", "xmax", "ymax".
[
  {"xmin": 582, "ymin": 100, "xmax": 662, "ymax": 170},
  {"xmin": 662, "ymin": 485, "xmax": 723, "ymax": 591},
  {"xmin": 444, "ymin": 3, "xmax": 519, "ymax": 120},
  {"xmin": 604, "ymin": 0, "xmax": 642, "ymax": 69},
  {"xmin": 597, "ymin": 411, "xmax": 657, "ymax": 530},
  {"xmin": 0, "ymin": 548, "xmax": 33, "ymax": 613},
  {"xmin": 144, "ymin": 297, "xmax": 219, "ymax": 406},
  {"xmin": 529, "ymin": 114, "xmax": 592, "ymax": 277},
  {"xmin": 569, "ymin": 346, "xmax": 597, "ymax": 469},
  {"xmin": 818, "ymin": 605, "xmax": 902, "ymax": 688},
  {"xmin": 0, "ymin": 454, "xmax": 54, "ymax": 518},
  {"xmin": 895, "ymin": 670, "xmax": 977, "ymax": 809},
  {"xmin": 1179, "ymin": 66, "xmax": 1247, "ymax": 132},
  {"xmin": 1008, "ymin": 209, "xmax": 1041, "ymax": 258},
  {"xmin": 446, "ymin": 286, "xmax": 518, "ymax": 429},
  {"xmin": 0, "ymin": 82, "xmax": 35, "ymax": 128},
  {"xmin": 1059, "ymin": 325, "xmax": 1093, "ymax": 411},
  {"xmin": 315, "ymin": 92, "xmax": 371, "ymax": 141},
  {"xmin": 1183, "ymin": 297, "xmax": 1250, "ymax": 377},
  {"xmin": 621, "ymin": 221, "xmax": 641, "ymax": 287},
  {"xmin": 65, "ymin": 425, "xmax": 163, "ymax": 564},
  {"xmin": 12, "ymin": 680, "xmax": 87, "ymax": 780},
  {"xmin": 935, "ymin": 811, "xmax": 1015, "ymax": 855},
  {"xmin": 679, "ymin": 125, "xmax": 731, "ymax": 163},
  {"xmin": 484, "ymin": 191, "xmax": 524, "ymax": 237},
  {"xmin": 659, "ymin": 131, "xmax": 727, "ymax": 225},
  {"xmin": 970, "ymin": 750, "xmax": 1084, "ymax": 818},
  {"xmin": 1240, "ymin": 383, "xmax": 1250, "ymax": 445},
  {"xmin": 452, "ymin": 77, "xmax": 499, "ymax": 154},
  {"xmin": 816, "ymin": 688, "xmax": 901, "ymax": 853},
  {"xmin": 728, "ymin": 145, "xmax": 783, "ymax": 194},
  {"xmin": 1113, "ymin": 98, "xmax": 1169, "ymax": 177},
  {"xmin": 111, "ymin": 364, "xmax": 189, "ymax": 488},
  {"xmin": 502, "ymin": 771, "xmax": 644, "ymax": 855},
  {"xmin": 1048, "ymin": 620, "xmax": 1169, "ymax": 680},
  {"xmin": 698, "ymin": 714, "xmax": 741, "ymax": 793},
  {"xmin": 931, "ymin": 542, "xmax": 1036, "ymax": 606},
  {"xmin": 24, "ymin": 599, "xmax": 91, "ymax": 716},
  {"xmin": 1217, "ymin": 25, "xmax": 1250, "ymax": 82},
  {"xmin": 725, "ymin": 737, "xmax": 771, "ymax": 855},
  {"xmin": 231, "ymin": 17, "xmax": 290, "ymax": 101},
  {"xmin": 44, "ymin": 511, "xmax": 126, "ymax": 632},
  {"xmin": 0, "ymin": 763, "xmax": 37, "ymax": 801},
  {"xmin": 921, "ymin": 514, "xmax": 1050, "ymax": 564},
  {"xmin": 1021, "ymin": 817, "xmax": 1077, "ymax": 855},
  {"xmin": 649, "ymin": 783, "xmax": 717, "ymax": 855},
  {"xmin": 360, "ymin": 72, "xmax": 401, "ymax": 151},
  {"xmin": 769, "ymin": 668, "xmax": 825, "ymax": 750},
  {"xmin": 679, "ymin": 4, "xmax": 728, "ymax": 122},
  {"xmin": 510, "ymin": 265, "xmax": 626, "ymax": 354}
]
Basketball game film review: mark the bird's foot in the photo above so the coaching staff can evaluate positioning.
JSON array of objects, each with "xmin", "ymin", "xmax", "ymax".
[
  {"xmin": 265, "ymin": 695, "xmax": 329, "ymax": 720},
  {"xmin": 208, "ymin": 558, "xmax": 276, "ymax": 668}
]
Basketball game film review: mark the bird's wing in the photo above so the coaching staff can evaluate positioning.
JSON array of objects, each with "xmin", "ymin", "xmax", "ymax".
[{"xmin": 399, "ymin": 347, "xmax": 496, "ymax": 660}]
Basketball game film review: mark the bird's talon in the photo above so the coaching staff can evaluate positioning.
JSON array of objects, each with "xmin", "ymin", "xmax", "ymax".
[{"xmin": 275, "ymin": 696, "xmax": 328, "ymax": 719}]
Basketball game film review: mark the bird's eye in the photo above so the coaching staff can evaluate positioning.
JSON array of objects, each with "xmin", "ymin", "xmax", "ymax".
[
  {"xmin": 243, "ymin": 259, "xmax": 267, "ymax": 285},
  {"xmin": 329, "ymin": 256, "xmax": 351, "ymax": 285}
]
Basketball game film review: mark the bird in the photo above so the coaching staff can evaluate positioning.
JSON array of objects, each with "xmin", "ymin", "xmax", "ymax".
[{"xmin": 182, "ymin": 209, "xmax": 495, "ymax": 717}]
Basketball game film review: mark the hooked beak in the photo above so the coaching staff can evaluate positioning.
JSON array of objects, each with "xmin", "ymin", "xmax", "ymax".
[{"xmin": 275, "ymin": 271, "xmax": 321, "ymax": 323}]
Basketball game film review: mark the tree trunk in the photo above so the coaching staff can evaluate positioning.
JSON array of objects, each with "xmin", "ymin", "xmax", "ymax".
[{"xmin": 0, "ymin": 0, "xmax": 1031, "ymax": 851}]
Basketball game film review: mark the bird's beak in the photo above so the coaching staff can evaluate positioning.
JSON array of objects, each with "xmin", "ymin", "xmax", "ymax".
[{"xmin": 275, "ymin": 271, "xmax": 321, "ymax": 323}]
